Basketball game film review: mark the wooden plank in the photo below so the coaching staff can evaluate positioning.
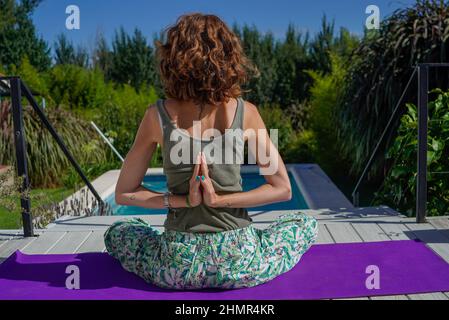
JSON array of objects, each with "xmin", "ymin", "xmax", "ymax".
[
  {"xmin": 0, "ymin": 240, "xmax": 7, "ymax": 250},
  {"xmin": 408, "ymin": 292, "xmax": 449, "ymax": 300},
  {"xmin": 370, "ymin": 295, "xmax": 409, "ymax": 300},
  {"xmin": 0, "ymin": 237, "xmax": 36, "ymax": 264},
  {"xmin": 252, "ymin": 212, "xmax": 405, "ymax": 224},
  {"xmin": 252, "ymin": 223, "xmax": 271, "ymax": 230},
  {"xmin": 351, "ymin": 223, "xmax": 390, "ymax": 242},
  {"xmin": 377, "ymin": 223, "xmax": 417, "ymax": 241},
  {"xmin": 316, "ymin": 224, "xmax": 334, "ymax": 244},
  {"xmin": 428, "ymin": 219, "xmax": 449, "ymax": 241},
  {"xmin": 0, "ymin": 230, "xmax": 21, "ymax": 240},
  {"xmin": 404, "ymin": 223, "xmax": 449, "ymax": 262},
  {"xmin": 76, "ymin": 231, "xmax": 106, "ymax": 253},
  {"xmin": 334, "ymin": 297, "xmax": 370, "ymax": 300},
  {"xmin": 50, "ymin": 208, "xmax": 404, "ymax": 232},
  {"xmin": 47, "ymin": 231, "xmax": 91, "ymax": 254},
  {"xmin": 22, "ymin": 231, "xmax": 67, "ymax": 254},
  {"xmin": 325, "ymin": 223, "xmax": 362, "ymax": 243}
]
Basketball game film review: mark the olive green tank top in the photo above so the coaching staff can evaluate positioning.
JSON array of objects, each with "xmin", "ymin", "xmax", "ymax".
[{"xmin": 156, "ymin": 98, "xmax": 253, "ymax": 233}]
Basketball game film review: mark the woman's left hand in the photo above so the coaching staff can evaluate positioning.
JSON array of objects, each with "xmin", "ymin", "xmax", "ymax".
[{"xmin": 199, "ymin": 152, "xmax": 221, "ymax": 208}]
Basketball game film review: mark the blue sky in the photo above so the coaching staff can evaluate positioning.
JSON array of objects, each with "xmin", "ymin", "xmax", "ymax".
[{"xmin": 32, "ymin": 0, "xmax": 416, "ymax": 49}]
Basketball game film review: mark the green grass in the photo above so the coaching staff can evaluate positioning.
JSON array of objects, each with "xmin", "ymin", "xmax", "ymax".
[{"xmin": 0, "ymin": 187, "xmax": 73, "ymax": 230}]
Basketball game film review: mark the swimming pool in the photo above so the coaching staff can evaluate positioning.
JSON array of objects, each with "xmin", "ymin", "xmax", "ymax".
[{"xmin": 106, "ymin": 171, "xmax": 308, "ymax": 215}]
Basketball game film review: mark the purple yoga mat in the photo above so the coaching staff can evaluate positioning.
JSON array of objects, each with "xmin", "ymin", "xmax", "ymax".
[{"xmin": 1, "ymin": 240, "xmax": 449, "ymax": 300}]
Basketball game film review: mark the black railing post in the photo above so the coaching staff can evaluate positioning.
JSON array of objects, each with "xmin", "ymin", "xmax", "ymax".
[
  {"xmin": 352, "ymin": 192, "xmax": 359, "ymax": 207},
  {"xmin": 10, "ymin": 77, "xmax": 34, "ymax": 237},
  {"xmin": 417, "ymin": 65, "xmax": 429, "ymax": 223}
]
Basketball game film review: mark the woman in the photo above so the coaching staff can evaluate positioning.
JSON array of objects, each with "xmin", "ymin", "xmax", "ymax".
[{"xmin": 104, "ymin": 13, "xmax": 318, "ymax": 290}]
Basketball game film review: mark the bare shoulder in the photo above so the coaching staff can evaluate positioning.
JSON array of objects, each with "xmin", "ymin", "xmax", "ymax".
[
  {"xmin": 242, "ymin": 100, "xmax": 266, "ymax": 130},
  {"xmin": 137, "ymin": 103, "xmax": 162, "ymax": 144},
  {"xmin": 146, "ymin": 103, "xmax": 158, "ymax": 117}
]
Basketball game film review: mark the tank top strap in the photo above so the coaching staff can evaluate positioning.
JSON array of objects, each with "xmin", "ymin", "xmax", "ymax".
[
  {"xmin": 231, "ymin": 97, "xmax": 245, "ymax": 130},
  {"xmin": 156, "ymin": 99, "xmax": 177, "ymax": 134}
]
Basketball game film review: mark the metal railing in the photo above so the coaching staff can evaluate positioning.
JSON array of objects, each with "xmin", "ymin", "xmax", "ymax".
[
  {"xmin": 352, "ymin": 63, "xmax": 449, "ymax": 224},
  {"xmin": 0, "ymin": 76, "xmax": 105, "ymax": 237},
  {"xmin": 90, "ymin": 121, "xmax": 125, "ymax": 162}
]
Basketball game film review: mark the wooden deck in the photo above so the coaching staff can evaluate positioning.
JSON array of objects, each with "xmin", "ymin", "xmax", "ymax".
[{"xmin": 1, "ymin": 206, "xmax": 449, "ymax": 300}]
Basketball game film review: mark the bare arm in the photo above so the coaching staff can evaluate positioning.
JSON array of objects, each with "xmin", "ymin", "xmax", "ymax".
[
  {"xmin": 200, "ymin": 102, "xmax": 292, "ymax": 208},
  {"xmin": 115, "ymin": 105, "xmax": 196, "ymax": 209}
]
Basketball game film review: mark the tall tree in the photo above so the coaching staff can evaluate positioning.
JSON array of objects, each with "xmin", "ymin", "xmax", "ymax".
[
  {"xmin": 234, "ymin": 24, "xmax": 277, "ymax": 106},
  {"xmin": 109, "ymin": 28, "xmax": 157, "ymax": 90},
  {"xmin": 309, "ymin": 15, "xmax": 335, "ymax": 75},
  {"xmin": 54, "ymin": 34, "xmax": 89, "ymax": 67},
  {"xmin": 0, "ymin": 0, "xmax": 14, "ymax": 31},
  {"xmin": 0, "ymin": 0, "xmax": 51, "ymax": 71},
  {"xmin": 93, "ymin": 32, "xmax": 112, "ymax": 74},
  {"xmin": 273, "ymin": 24, "xmax": 312, "ymax": 108}
]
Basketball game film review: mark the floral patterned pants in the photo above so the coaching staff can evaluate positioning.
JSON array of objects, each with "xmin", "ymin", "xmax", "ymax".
[{"xmin": 104, "ymin": 213, "xmax": 318, "ymax": 290}]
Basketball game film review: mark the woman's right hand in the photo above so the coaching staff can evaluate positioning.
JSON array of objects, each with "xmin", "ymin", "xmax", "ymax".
[{"xmin": 188, "ymin": 154, "xmax": 202, "ymax": 207}]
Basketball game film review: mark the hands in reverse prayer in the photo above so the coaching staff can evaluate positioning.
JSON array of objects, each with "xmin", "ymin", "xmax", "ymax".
[{"xmin": 188, "ymin": 152, "xmax": 222, "ymax": 208}]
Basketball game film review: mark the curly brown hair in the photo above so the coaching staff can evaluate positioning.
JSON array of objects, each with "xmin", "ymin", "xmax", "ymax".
[{"xmin": 155, "ymin": 13, "xmax": 257, "ymax": 106}]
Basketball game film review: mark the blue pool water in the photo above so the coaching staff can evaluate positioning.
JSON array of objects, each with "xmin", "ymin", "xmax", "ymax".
[{"xmin": 106, "ymin": 172, "xmax": 308, "ymax": 215}]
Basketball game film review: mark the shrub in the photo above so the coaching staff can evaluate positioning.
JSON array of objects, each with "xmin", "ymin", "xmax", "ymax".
[
  {"xmin": 374, "ymin": 89, "xmax": 449, "ymax": 217},
  {"xmin": 93, "ymin": 84, "xmax": 159, "ymax": 160},
  {"xmin": 284, "ymin": 130, "xmax": 318, "ymax": 163},
  {"xmin": 258, "ymin": 104, "xmax": 294, "ymax": 155},
  {"xmin": 307, "ymin": 53, "xmax": 350, "ymax": 174},
  {"xmin": 258, "ymin": 104, "xmax": 318, "ymax": 163},
  {"xmin": 338, "ymin": 0, "xmax": 449, "ymax": 176},
  {"xmin": 47, "ymin": 64, "xmax": 112, "ymax": 110},
  {"xmin": 0, "ymin": 101, "xmax": 108, "ymax": 188}
]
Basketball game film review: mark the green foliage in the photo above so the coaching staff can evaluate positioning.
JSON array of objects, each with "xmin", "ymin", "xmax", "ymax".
[
  {"xmin": 0, "ymin": 0, "xmax": 14, "ymax": 32},
  {"xmin": 47, "ymin": 64, "xmax": 111, "ymax": 109},
  {"xmin": 93, "ymin": 33, "xmax": 113, "ymax": 75},
  {"xmin": 62, "ymin": 161, "xmax": 120, "ymax": 190},
  {"xmin": 0, "ymin": 0, "xmax": 51, "ymax": 71},
  {"xmin": 0, "ymin": 166, "xmax": 112, "ymax": 229},
  {"xmin": 307, "ymin": 53, "xmax": 349, "ymax": 173},
  {"xmin": 234, "ymin": 18, "xmax": 358, "ymax": 131},
  {"xmin": 1, "ymin": 61, "xmax": 160, "ymax": 189},
  {"xmin": 94, "ymin": 84, "xmax": 159, "ymax": 159},
  {"xmin": 374, "ymin": 89, "xmax": 449, "ymax": 217},
  {"xmin": 258, "ymin": 104, "xmax": 294, "ymax": 154},
  {"xmin": 99, "ymin": 28, "xmax": 158, "ymax": 91},
  {"xmin": 309, "ymin": 16, "xmax": 336, "ymax": 74},
  {"xmin": 338, "ymin": 0, "xmax": 449, "ymax": 176},
  {"xmin": 272, "ymin": 25, "xmax": 312, "ymax": 110},
  {"xmin": 10, "ymin": 56, "xmax": 51, "ymax": 101},
  {"xmin": 0, "ymin": 102, "xmax": 108, "ymax": 188},
  {"xmin": 0, "ymin": 166, "xmax": 73, "ymax": 228},
  {"xmin": 54, "ymin": 34, "xmax": 89, "ymax": 68},
  {"xmin": 258, "ymin": 104, "xmax": 318, "ymax": 163},
  {"xmin": 284, "ymin": 130, "xmax": 318, "ymax": 164},
  {"xmin": 234, "ymin": 25, "xmax": 276, "ymax": 106}
]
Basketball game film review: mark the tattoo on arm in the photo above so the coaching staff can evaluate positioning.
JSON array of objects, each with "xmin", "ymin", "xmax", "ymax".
[{"xmin": 128, "ymin": 194, "xmax": 136, "ymax": 201}]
